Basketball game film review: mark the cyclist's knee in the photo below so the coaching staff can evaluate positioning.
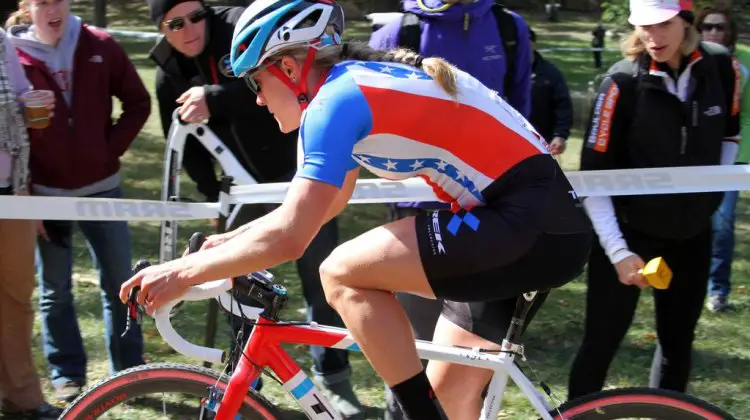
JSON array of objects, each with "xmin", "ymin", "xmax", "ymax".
[{"xmin": 319, "ymin": 250, "xmax": 352, "ymax": 308}]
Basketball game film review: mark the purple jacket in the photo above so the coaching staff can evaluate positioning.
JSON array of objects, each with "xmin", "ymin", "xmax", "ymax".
[
  {"xmin": 369, "ymin": 0, "xmax": 531, "ymax": 116},
  {"xmin": 368, "ymin": 0, "xmax": 532, "ymax": 209}
]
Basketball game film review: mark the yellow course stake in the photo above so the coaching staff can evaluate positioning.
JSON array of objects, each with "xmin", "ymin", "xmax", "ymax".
[{"xmin": 638, "ymin": 257, "xmax": 673, "ymax": 290}]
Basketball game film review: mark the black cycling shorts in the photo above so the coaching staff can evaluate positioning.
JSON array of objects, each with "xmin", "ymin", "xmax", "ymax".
[{"xmin": 413, "ymin": 155, "xmax": 592, "ymax": 343}]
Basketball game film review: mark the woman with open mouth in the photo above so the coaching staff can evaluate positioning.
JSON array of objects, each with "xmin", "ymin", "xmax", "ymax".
[{"xmin": 5, "ymin": 0, "xmax": 152, "ymax": 406}]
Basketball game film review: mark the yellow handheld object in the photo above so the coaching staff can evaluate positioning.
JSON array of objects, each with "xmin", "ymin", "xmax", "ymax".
[{"xmin": 639, "ymin": 257, "xmax": 673, "ymax": 290}]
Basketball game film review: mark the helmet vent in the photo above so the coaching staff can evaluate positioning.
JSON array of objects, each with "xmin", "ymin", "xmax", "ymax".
[{"xmin": 296, "ymin": 8, "xmax": 323, "ymax": 30}]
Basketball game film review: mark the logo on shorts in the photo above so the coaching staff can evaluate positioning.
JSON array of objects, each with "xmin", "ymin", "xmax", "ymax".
[{"xmin": 431, "ymin": 211, "xmax": 446, "ymax": 255}]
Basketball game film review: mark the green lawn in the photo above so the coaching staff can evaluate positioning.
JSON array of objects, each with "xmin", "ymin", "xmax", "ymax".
[{"xmin": 27, "ymin": 3, "xmax": 750, "ymax": 419}]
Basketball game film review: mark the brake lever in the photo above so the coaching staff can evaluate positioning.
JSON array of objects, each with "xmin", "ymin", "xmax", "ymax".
[{"xmin": 121, "ymin": 259, "xmax": 151, "ymax": 338}]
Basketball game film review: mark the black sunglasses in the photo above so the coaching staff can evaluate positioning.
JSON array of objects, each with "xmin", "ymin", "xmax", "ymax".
[
  {"xmin": 242, "ymin": 60, "xmax": 278, "ymax": 95},
  {"xmin": 699, "ymin": 22, "xmax": 727, "ymax": 32},
  {"xmin": 244, "ymin": 73, "xmax": 261, "ymax": 94},
  {"xmin": 163, "ymin": 8, "xmax": 209, "ymax": 32}
]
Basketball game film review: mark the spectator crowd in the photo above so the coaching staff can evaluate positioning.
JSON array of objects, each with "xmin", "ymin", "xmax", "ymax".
[{"xmin": 0, "ymin": 0, "xmax": 747, "ymax": 419}]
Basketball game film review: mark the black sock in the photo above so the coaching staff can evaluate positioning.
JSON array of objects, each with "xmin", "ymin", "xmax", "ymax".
[{"xmin": 390, "ymin": 370, "xmax": 447, "ymax": 420}]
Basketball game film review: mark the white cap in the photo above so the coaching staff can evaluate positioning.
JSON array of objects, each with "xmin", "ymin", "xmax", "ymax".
[{"xmin": 628, "ymin": 0, "xmax": 693, "ymax": 26}]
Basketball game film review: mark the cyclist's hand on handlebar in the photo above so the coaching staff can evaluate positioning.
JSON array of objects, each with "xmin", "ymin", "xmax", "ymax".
[
  {"xmin": 614, "ymin": 254, "xmax": 648, "ymax": 289},
  {"xmin": 119, "ymin": 261, "xmax": 190, "ymax": 316}
]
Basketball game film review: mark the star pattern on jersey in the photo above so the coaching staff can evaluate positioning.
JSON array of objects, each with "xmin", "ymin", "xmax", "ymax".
[
  {"xmin": 356, "ymin": 62, "xmax": 433, "ymax": 80},
  {"xmin": 353, "ymin": 153, "xmax": 484, "ymax": 202}
]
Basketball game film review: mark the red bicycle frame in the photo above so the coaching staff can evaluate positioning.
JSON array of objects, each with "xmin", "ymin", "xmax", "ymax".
[{"xmin": 215, "ymin": 317, "xmax": 356, "ymax": 419}]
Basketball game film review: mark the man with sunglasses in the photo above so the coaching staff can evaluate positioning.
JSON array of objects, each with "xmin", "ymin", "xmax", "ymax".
[{"xmin": 146, "ymin": 0, "xmax": 364, "ymax": 418}]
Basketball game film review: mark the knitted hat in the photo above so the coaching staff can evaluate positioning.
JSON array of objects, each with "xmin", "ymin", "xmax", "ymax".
[{"xmin": 146, "ymin": 0, "xmax": 204, "ymax": 26}]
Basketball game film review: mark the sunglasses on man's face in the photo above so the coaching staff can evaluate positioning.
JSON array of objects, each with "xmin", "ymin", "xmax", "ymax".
[
  {"xmin": 699, "ymin": 22, "xmax": 727, "ymax": 32},
  {"xmin": 163, "ymin": 8, "xmax": 209, "ymax": 32}
]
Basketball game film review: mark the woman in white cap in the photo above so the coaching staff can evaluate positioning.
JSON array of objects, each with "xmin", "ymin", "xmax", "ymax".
[{"xmin": 567, "ymin": 0, "xmax": 741, "ymax": 401}]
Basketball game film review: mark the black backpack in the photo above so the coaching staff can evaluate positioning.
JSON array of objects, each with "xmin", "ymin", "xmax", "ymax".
[{"xmin": 396, "ymin": 2, "xmax": 519, "ymax": 97}]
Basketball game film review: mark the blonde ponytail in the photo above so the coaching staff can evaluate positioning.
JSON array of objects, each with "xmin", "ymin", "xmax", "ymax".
[
  {"xmin": 268, "ymin": 39, "xmax": 461, "ymax": 100},
  {"xmin": 420, "ymin": 57, "xmax": 458, "ymax": 99},
  {"xmin": 5, "ymin": 0, "xmax": 32, "ymax": 28}
]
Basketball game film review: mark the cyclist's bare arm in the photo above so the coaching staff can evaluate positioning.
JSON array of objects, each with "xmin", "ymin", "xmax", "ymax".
[
  {"xmin": 197, "ymin": 212, "xmax": 274, "ymax": 252},
  {"xmin": 177, "ymin": 170, "xmax": 358, "ymax": 285},
  {"xmin": 323, "ymin": 167, "xmax": 360, "ymax": 223},
  {"xmin": 199, "ymin": 168, "xmax": 359, "ymax": 252}
]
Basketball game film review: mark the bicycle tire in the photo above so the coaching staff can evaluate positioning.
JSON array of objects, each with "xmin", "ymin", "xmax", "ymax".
[
  {"xmin": 60, "ymin": 362, "xmax": 284, "ymax": 419},
  {"xmin": 549, "ymin": 387, "xmax": 736, "ymax": 419}
]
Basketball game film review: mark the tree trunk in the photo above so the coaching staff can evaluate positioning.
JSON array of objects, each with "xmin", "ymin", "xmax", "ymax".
[{"xmin": 94, "ymin": 0, "xmax": 107, "ymax": 27}]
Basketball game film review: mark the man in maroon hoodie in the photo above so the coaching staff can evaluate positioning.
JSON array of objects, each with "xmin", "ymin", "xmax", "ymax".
[{"xmin": 6, "ymin": 0, "xmax": 151, "ymax": 403}]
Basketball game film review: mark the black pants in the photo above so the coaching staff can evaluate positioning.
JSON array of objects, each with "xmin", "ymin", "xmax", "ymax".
[
  {"xmin": 593, "ymin": 51, "xmax": 602, "ymax": 69},
  {"xmin": 227, "ymin": 204, "xmax": 351, "ymax": 383},
  {"xmin": 568, "ymin": 225, "xmax": 711, "ymax": 401}
]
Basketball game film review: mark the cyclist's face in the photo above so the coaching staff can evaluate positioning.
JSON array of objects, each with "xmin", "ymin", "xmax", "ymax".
[{"xmin": 252, "ymin": 64, "xmax": 303, "ymax": 133}]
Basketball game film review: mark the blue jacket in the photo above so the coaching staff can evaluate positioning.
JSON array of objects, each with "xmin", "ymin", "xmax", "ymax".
[{"xmin": 368, "ymin": 0, "xmax": 532, "ymax": 209}]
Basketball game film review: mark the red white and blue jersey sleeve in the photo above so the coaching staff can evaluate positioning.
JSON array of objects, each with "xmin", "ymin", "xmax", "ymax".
[{"xmin": 295, "ymin": 65, "xmax": 373, "ymax": 188}]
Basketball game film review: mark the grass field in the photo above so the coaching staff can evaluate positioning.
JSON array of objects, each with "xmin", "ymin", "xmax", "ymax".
[{"xmin": 23, "ymin": 3, "xmax": 750, "ymax": 419}]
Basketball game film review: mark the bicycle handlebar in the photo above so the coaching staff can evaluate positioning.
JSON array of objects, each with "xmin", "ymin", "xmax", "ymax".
[
  {"xmin": 126, "ymin": 233, "xmax": 285, "ymax": 365},
  {"xmin": 154, "ymin": 278, "xmax": 234, "ymax": 364}
]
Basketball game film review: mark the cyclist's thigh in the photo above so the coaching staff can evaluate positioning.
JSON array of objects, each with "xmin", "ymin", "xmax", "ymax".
[
  {"xmin": 415, "ymin": 206, "xmax": 589, "ymax": 303},
  {"xmin": 320, "ymin": 216, "xmax": 436, "ymax": 299}
]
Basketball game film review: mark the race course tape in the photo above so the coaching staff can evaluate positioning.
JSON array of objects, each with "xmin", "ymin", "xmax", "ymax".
[
  {"xmin": 230, "ymin": 165, "xmax": 750, "ymax": 204},
  {"xmin": 0, "ymin": 196, "xmax": 219, "ymax": 221},
  {"xmin": 2, "ymin": 165, "xmax": 750, "ymax": 221}
]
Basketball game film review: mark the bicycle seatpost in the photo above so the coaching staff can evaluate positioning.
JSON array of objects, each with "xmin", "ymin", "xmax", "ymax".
[{"xmin": 504, "ymin": 290, "xmax": 542, "ymax": 345}]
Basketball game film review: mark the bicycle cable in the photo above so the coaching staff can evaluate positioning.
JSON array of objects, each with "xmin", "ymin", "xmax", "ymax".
[
  {"xmin": 518, "ymin": 357, "xmax": 565, "ymax": 419},
  {"xmin": 233, "ymin": 293, "xmax": 285, "ymax": 387}
]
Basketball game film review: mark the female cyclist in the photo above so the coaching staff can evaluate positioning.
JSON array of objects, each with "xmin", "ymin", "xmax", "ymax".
[{"xmin": 119, "ymin": 1, "xmax": 592, "ymax": 418}]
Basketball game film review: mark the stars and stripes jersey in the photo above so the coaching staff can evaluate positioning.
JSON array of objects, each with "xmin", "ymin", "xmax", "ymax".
[{"xmin": 296, "ymin": 60, "xmax": 553, "ymax": 211}]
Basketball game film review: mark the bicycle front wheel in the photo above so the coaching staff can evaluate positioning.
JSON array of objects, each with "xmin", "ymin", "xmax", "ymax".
[
  {"xmin": 551, "ymin": 387, "xmax": 735, "ymax": 419},
  {"xmin": 60, "ymin": 362, "xmax": 283, "ymax": 419}
]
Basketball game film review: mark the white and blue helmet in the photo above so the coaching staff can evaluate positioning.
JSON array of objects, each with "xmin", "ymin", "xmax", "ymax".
[{"xmin": 230, "ymin": 0, "xmax": 345, "ymax": 78}]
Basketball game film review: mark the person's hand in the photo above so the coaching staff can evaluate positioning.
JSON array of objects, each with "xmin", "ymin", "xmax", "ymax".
[
  {"xmin": 549, "ymin": 137, "xmax": 567, "ymax": 155},
  {"xmin": 614, "ymin": 254, "xmax": 648, "ymax": 289},
  {"xmin": 19, "ymin": 90, "xmax": 56, "ymax": 118},
  {"xmin": 35, "ymin": 220, "xmax": 49, "ymax": 241},
  {"xmin": 176, "ymin": 87, "xmax": 210, "ymax": 124},
  {"xmin": 119, "ymin": 261, "xmax": 191, "ymax": 316},
  {"xmin": 44, "ymin": 93, "xmax": 55, "ymax": 118}
]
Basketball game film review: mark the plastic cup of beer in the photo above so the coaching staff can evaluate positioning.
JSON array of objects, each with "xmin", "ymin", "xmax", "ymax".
[{"xmin": 21, "ymin": 90, "xmax": 54, "ymax": 129}]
